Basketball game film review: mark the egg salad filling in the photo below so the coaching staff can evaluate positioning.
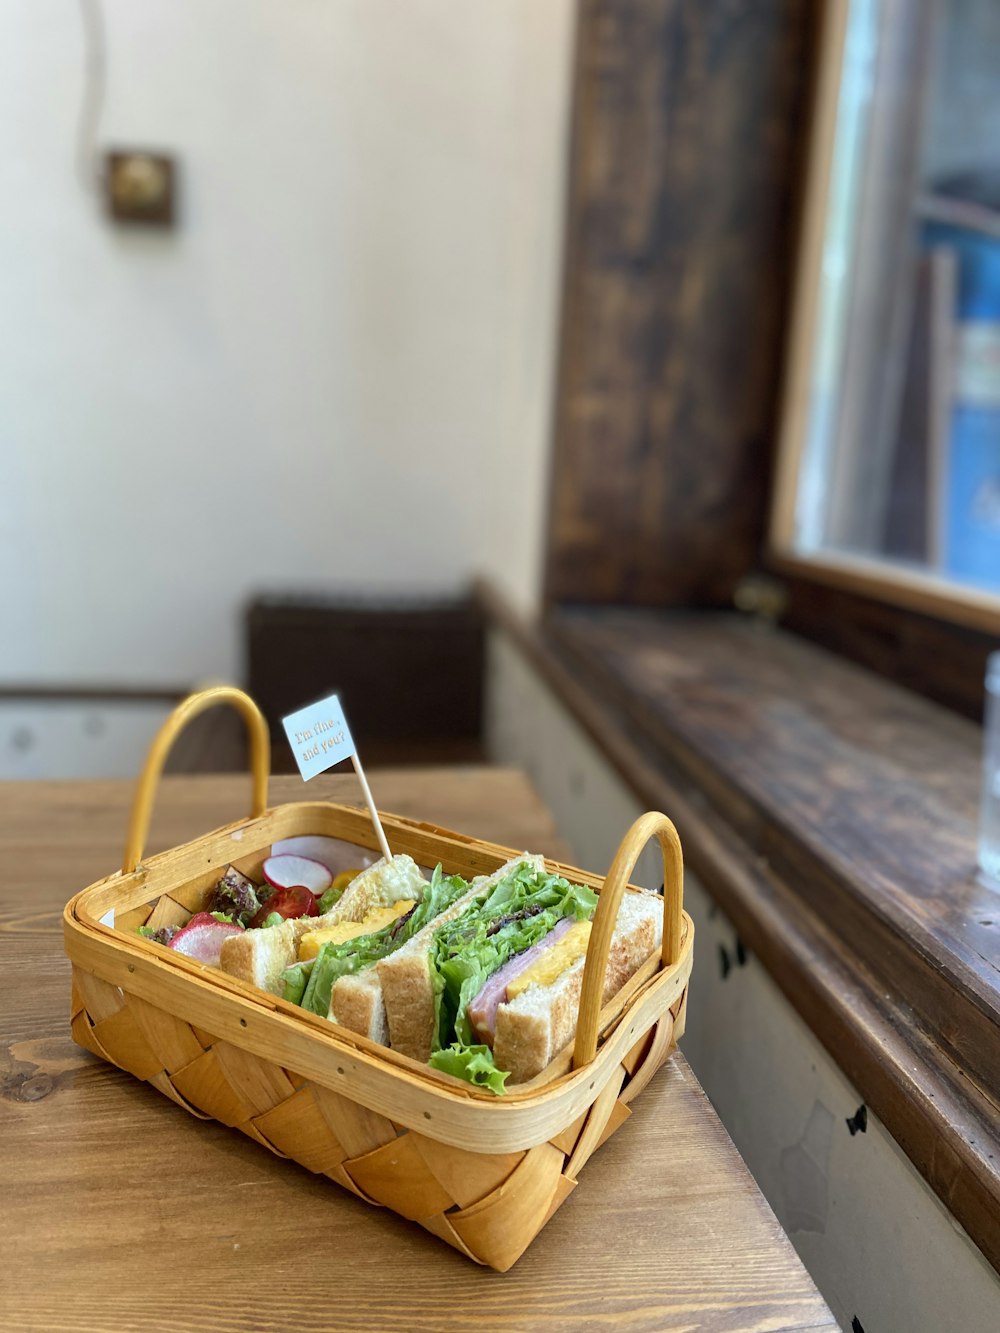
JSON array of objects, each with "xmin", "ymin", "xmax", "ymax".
[
  {"xmin": 504, "ymin": 919, "xmax": 592, "ymax": 998},
  {"xmin": 281, "ymin": 865, "xmax": 472, "ymax": 1018},
  {"xmin": 298, "ymin": 901, "xmax": 416, "ymax": 960}
]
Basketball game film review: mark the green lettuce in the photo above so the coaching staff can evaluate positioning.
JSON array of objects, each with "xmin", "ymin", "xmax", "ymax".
[
  {"xmin": 427, "ymin": 862, "xmax": 598, "ymax": 1094},
  {"xmin": 281, "ymin": 957, "xmax": 315, "ymax": 1006},
  {"xmin": 285, "ymin": 865, "xmax": 470, "ymax": 1018},
  {"xmin": 429, "ymin": 1043, "xmax": 509, "ymax": 1095},
  {"xmin": 316, "ymin": 883, "xmax": 343, "ymax": 914}
]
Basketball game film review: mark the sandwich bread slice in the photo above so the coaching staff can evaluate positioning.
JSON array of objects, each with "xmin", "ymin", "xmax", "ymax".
[
  {"xmin": 284, "ymin": 861, "xmax": 476, "ymax": 1044},
  {"xmin": 491, "ymin": 886, "xmax": 661, "ymax": 1083},
  {"xmin": 218, "ymin": 853, "xmax": 427, "ymax": 996},
  {"xmin": 377, "ymin": 854, "xmax": 545, "ymax": 1064},
  {"xmin": 382, "ymin": 856, "xmax": 661, "ymax": 1092}
]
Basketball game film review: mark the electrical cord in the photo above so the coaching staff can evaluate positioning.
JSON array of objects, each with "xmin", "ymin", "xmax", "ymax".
[{"xmin": 76, "ymin": 0, "xmax": 106, "ymax": 195}]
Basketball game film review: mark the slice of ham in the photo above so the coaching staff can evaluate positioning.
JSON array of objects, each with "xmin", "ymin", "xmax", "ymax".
[{"xmin": 468, "ymin": 916, "xmax": 576, "ymax": 1047}]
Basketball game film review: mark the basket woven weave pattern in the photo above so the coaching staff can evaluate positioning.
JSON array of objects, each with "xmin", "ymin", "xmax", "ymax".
[
  {"xmin": 71, "ymin": 966, "xmax": 682, "ymax": 1271},
  {"xmin": 64, "ymin": 688, "xmax": 691, "ymax": 1272}
]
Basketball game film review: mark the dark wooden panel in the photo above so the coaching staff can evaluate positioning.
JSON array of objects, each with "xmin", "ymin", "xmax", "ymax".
[
  {"xmin": 778, "ymin": 575, "xmax": 999, "ymax": 722},
  {"xmin": 546, "ymin": 0, "xmax": 814, "ymax": 607},
  {"xmin": 246, "ymin": 595, "xmax": 485, "ymax": 767}
]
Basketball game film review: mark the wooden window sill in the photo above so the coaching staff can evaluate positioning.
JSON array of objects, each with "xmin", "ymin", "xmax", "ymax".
[{"xmin": 476, "ymin": 584, "xmax": 1000, "ymax": 1277}]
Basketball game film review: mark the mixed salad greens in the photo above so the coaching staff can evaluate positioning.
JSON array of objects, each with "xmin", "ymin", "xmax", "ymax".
[{"xmin": 136, "ymin": 858, "xmax": 357, "ymax": 956}]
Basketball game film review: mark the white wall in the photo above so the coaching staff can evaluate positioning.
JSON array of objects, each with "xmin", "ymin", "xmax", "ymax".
[{"xmin": 0, "ymin": 0, "xmax": 573, "ymax": 688}]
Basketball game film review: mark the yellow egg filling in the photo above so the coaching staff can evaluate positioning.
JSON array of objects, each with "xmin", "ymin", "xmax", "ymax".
[
  {"xmin": 298, "ymin": 900, "xmax": 416, "ymax": 959},
  {"xmin": 505, "ymin": 919, "xmax": 592, "ymax": 998}
]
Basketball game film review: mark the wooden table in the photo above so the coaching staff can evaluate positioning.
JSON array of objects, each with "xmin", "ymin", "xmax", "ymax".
[{"xmin": 2, "ymin": 769, "xmax": 838, "ymax": 1333}]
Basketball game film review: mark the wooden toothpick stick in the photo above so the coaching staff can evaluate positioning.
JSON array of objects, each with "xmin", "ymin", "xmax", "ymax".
[{"xmin": 350, "ymin": 753, "xmax": 393, "ymax": 862}]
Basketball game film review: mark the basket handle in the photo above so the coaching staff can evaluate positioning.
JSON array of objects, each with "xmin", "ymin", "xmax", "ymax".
[
  {"xmin": 572, "ymin": 810, "xmax": 683, "ymax": 1071},
  {"xmin": 121, "ymin": 685, "xmax": 271, "ymax": 874}
]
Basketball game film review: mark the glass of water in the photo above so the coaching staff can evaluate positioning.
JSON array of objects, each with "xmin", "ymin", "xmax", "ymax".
[{"xmin": 980, "ymin": 652, "xmax": 1000, "ymax": 889}]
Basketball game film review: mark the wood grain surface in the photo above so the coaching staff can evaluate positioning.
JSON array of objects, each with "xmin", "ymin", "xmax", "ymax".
[
  {"xmin": 545, "ymin": 0, "xmax": 814, "ymax": 608},
  {"xmin": 528, "ymin": 604, "xmax": 1000, "ymax": 1274},
  {"xmin": 778, "ymin": 572, "xmax": 999, "ymax": 722},
  {"xmin": 544, "ymin": 609, "xmax": 999, "ymax": 1071},
  {"xmin": 1, "ymin": 769, "xmax": 837, "ymax": 1333}
]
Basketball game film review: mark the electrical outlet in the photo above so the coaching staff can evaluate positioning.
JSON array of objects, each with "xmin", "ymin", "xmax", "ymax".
[{"xmin": 104, "ymin": 149, "xmax": 176, "ymax": 226}]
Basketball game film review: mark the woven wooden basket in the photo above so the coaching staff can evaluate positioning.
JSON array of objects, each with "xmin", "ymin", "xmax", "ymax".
[{"xmin": 63, "ymin": 687, "xmax": 693, "ymax": 1271}]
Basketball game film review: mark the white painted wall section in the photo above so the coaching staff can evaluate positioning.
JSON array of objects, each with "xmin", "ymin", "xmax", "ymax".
[{"xmin": 0, "ymin": 1, "xmax": 572, "ymax": 687}]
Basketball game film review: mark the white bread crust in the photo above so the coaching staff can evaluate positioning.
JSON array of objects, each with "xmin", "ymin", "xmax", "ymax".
[
  {"xmin": 218, "ymin": 854, "xmax": 426, "ymax": 996},
  {"xmin": 377, "ymin": 854, "xmax": 545, "ymax": 1063},
  {"xmin": 330, "ymin": 970, "xmax": 387, "ymax": 1044},
  {"xmin": 492, "ymin": 887, "xmax": 662, "ymax": 1084},
  {"xmin": 218, "ymin": 916, "xmax": 306, "ymax": 994}
]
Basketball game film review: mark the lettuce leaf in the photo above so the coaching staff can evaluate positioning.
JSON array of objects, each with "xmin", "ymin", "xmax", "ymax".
[
  {"xmin": 287, "ymin": 865, "xmax": 471, "ymax": 1018},
  {"xmin": 429, "ymin": 864, "xmax": 597, "ymax": 1047},
  {"xmin": 429, "ymin": 1043, "xmax": 509, "ymax": 1096},
  {"xmin": 427, "ymin": 863, "xmax": 598, "ymax": 1093},
  {"xmin": 316, "ymin": 884, "xmax": 343, "ymax": 915},
  {"xmin": 281, "ymin": 958, "xmax": 314, "ymax": 1006}
]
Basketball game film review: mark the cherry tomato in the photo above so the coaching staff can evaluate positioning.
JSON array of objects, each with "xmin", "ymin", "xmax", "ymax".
[{"xmin": 249, "ymin": 885, "xmax": 318, "ymax": 928}]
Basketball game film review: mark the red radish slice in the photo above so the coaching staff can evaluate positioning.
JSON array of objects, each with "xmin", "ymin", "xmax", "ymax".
[
  {"xmin": 271, "ymin": 835, "xmax": 376, "ymax": 874},
  {"xmin": 262, "ymin": 854, "xmax": 333, "ymax": 895},
  {"xmin": 168, "ymin": 913, "xmax": 244, "ymax": 965}
]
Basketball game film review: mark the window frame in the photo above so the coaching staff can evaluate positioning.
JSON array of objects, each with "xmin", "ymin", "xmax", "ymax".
[{"xmin": 768, "ymin": 0, "xmax": 1000, "ymax": 639}]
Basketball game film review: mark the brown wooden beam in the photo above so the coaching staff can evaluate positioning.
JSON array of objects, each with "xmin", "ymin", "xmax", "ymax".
[{"xmin": 545, "ymin": 0, "xmax": 815, "ymax": 608}]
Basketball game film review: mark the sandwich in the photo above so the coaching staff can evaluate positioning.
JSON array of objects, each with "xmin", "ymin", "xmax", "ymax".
[
  {"xmin": 278, "ymin": 861, "xmax": 476, "ymax": 1043},
  {"xmin": 376, "ymin": 854, "xmax": 544, "ymax": 1064},
  {"xmin": 379, "ymin": 856, "xmax": 662, "ymax": 1092},
  {"xmin": 218, "ymin": 853, "xmax": 429, "ymax": 999}
]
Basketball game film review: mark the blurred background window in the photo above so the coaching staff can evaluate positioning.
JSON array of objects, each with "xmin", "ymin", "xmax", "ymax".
[{"xmin": 773, "ymin": 0, "xmax": 1000, "ymax": 629}]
